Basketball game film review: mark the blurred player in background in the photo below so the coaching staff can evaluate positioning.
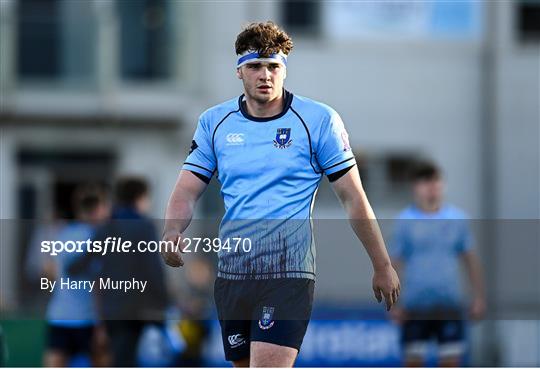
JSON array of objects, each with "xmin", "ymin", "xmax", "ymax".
[
  {"xmin": 162, "ymin": 21, "xmax": 400, "ymax": 367},
  {"xmin": 390, "ymin": 161, "xmax": 486, "ymax": 367},
  {"xmin": 68, "ymin": 177, "xmax": 170, "ymax": 366},
  {"xmin": 94, "ymin": 177, "xmax": 169, "ymax": 366},
  {"xmin": 44, "ymin": 185, "xmax": 110, "ymax": 367}
]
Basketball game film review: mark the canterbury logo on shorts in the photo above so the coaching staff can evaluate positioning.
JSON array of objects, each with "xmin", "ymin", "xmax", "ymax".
[{"xmin": 228, "ymin": 333, "xmax": 245, "ymax": 348}]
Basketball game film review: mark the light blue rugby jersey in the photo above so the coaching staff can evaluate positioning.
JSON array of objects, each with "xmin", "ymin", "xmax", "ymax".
[
  {"xmin": 47, "ymin": 222, "xmax": 99, "ymax": 326},
  {"xmin": 183, "ymin": 90, "xmax": 356, "ymax": 280},
  {"xmin": 390, "ymin": 204, "xmax": 473, "ymax": 310}
]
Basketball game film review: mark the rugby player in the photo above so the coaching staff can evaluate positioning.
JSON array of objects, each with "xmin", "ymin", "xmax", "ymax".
[
  {"xmin": 390, "ymin": 161, "xmax": 486, "ymax": 366},
  {"xmin": 162, "ymin": 21, "xmax": 400, "ymax": 367},
  {"xmin": 44, "ymin": 185, "xmax": 110, "ymax": 367}
]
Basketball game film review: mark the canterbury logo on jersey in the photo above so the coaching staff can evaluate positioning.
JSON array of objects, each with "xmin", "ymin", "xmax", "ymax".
[
  {"xmin": 228, "ymin": 333, "xmax": 245, "ymax": 347},
  {"xmin": 226, "ymin": 133, "xmax": 245, "ymax": 145}
]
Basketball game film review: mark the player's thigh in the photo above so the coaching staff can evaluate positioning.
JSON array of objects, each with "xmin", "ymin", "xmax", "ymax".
[{"xmin": 250, "ymin": 341, "xmax": 297, "ymax": 367}]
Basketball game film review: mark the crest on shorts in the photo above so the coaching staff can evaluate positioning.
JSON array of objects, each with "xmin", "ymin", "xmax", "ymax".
[
  {"xmin": 258, "ymin": 306, "xmax": 275, "ymax": 330},
  {"xmin": 273, "ymin": 128, "xmax": 292, "ymax": 149}
]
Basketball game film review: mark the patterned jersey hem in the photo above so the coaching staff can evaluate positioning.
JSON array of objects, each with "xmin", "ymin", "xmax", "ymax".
[{"xmin": 217, "ymin": 270, "xmax": 315, "ymax": 281}]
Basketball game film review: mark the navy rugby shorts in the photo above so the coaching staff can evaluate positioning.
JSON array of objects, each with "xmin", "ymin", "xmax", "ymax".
[{"xmin": 214, "ymin": 277, "xmax": 314, "ymax": 362}]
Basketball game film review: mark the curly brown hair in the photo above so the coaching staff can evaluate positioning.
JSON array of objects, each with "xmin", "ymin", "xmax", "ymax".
[{"xmin": 235, "ymin": 21, "xmax": 293, "ymax": 57}]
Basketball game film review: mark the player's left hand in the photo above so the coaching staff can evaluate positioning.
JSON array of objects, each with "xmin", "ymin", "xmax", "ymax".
[{"xmin": 372, "ymin": 265, "xmax": 400, "ymax": 311}]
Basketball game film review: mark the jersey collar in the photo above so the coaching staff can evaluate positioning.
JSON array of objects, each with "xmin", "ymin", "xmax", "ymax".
[{"xmin": 238, "ymin": 89, "xmax": 293, "ymax": 122}]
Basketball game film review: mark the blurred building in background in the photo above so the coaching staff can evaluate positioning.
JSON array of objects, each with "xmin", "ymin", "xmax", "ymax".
[{"xmin": 0, "ymin": 0, "xmax": 539, "ymax": 366}]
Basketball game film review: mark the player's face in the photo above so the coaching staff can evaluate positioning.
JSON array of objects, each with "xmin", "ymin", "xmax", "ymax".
[
  {"xmin": 236, "ymin": 61, "xmax": 286, "ymax": 104},
  {"xmin": 414, "ymin": 177, "xmax": 444, "ymax": 208}
]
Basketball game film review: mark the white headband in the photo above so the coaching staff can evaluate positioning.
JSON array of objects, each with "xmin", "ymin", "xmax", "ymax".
[{"xmin": 237, "ymin": 50, "xmax": 288, "ymax": 68}]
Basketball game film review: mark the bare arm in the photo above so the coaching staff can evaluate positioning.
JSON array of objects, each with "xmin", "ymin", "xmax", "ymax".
[
  {"xmin": 331, "ymin": 165, "xmax": 400, "ymax": 310},
  {"xmin": 161, "ymin": 170, "xmax": 208, "ymax": 267},
  {"xmin": 461, "ymin": 249, "xmax": 486, "ymax": 319}
]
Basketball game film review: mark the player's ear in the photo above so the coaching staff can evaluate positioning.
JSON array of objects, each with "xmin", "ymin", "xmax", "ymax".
[{"xmin": 236, "ymin": 67, "xmax": 242, "ymax": 80}]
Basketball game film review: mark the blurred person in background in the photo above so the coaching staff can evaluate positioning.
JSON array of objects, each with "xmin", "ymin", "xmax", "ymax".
[
  {"xmin": 390, "ymin": 161, "xmax": 486, "ymax": 367},
  {"xmin": 25, "ymin": 210, "xmax": 65, "ymax": 284},
  {"xmin": 44, "ymin": 185, "xmax": 110, "ymax": 367},
  {"xmin": 93, "ymin": 177, "xmax": 169, "ymax": 367},
  {"xmin": 161, "ymin": 21, "xmax": 400, "ymax": 367}
]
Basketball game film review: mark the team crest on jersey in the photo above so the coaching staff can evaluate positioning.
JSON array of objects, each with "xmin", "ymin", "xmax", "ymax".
[
  {"xmin": 258, "ymin": 306, "xmax": 275, "ymax": 330},
  {"xmin": 273, "ymin": 128, "xmax": 292, "ymax": 149}
]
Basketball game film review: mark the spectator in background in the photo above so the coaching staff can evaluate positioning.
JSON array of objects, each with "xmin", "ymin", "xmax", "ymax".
[
  {"xmin": 44, "ymin": 185, "xmax": 110, "ymax": 367},
  {"xmin": 390, "ymin": 161, "xmax": 486, "ymax": 367},
  {"xmin": 96, "ymin": 177, "xmax": 169, "ymax": 366}
]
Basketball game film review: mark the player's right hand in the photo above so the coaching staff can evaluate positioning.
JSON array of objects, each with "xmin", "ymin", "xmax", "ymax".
[
  {"xmin": 372, "ymin": 264, "xmax": 400, "ymax": 311},
  {"xmin": 161, "ymin": 230, "xmax": 186, "ymax": 267}
]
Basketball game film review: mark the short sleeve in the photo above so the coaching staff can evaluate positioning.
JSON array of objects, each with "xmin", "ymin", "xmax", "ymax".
[
  {"xmin": 316, "ymin": 111, "xmax": 356, "ymax": 176},
  {"xmin": 456, "ymin": 219, "xmax": 474, "ymax": 254},
  {"xmin": 182, "ymin": 114, "xmax": 216, "ymax": 181}
]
